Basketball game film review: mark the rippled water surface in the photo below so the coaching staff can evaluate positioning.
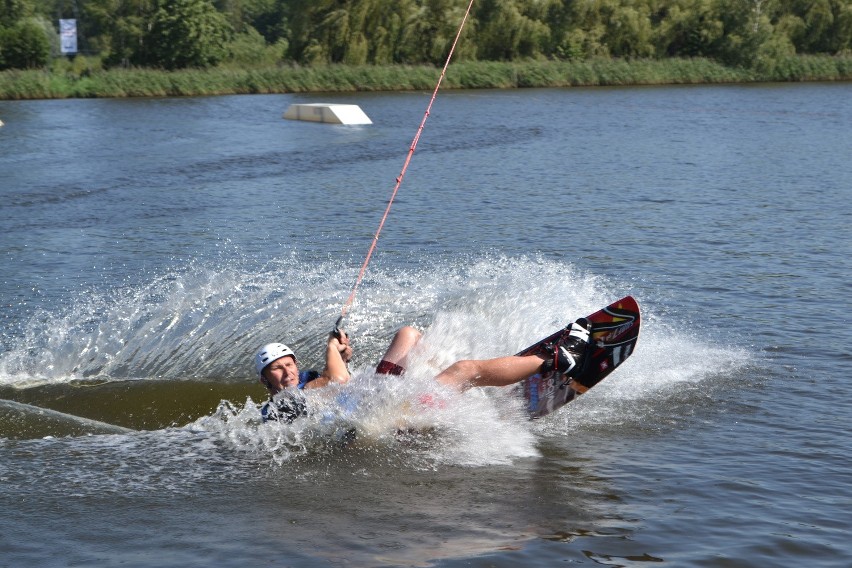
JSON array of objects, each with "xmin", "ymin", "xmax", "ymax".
[{"xmin": 1, "ymin": 83, "xmax": 851, "ymax": 567}]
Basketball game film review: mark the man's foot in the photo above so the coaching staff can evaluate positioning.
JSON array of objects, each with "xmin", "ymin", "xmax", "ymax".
[{"xmin": 541, "ymin": 317, "xmax": 593, "ymax": 379}]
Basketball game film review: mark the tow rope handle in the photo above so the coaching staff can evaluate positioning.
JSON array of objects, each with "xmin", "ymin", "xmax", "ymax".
[
  {"xmin": 332, "ymin": 315, "xmax": 344, "ymax": 341},
  {"xmin": 331, "ymin": 315, "xmax": 352, "ymax": 372}
]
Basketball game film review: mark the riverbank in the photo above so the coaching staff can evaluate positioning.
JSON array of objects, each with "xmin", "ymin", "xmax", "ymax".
[{"xmin": 1, "ymin": 56, "xmax": 851, "ymax": 100}]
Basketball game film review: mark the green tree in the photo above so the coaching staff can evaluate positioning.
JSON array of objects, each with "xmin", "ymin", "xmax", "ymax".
[
  {"xmin": 284, "ymin": 0, "xmax": 473, "ymax": 65},
  {"xmin": 235, "ymin": 0, "xmax": 288, "ymax": 43},
  {"xmin": 0, "ymin": 16, "xmax": 51, "ymax": 69},
  {"xmin": 75, "ymin": 0, "xmax": 120, "ymax": 56},
  {"xmin": 7, "ymin": 0, "xmax": 851, "ymax": 72},
  {"xmin": 223, "ymin": 25, "xmax": 284, "ymax": 66},
  {"xmin": 802, "ymin": 0, "xmax": 835, "ymax": 51},
  {"xmin": 553, "ymin": 0, "xmax": 618, "ymax": 59},
  {"xmin": 422, "ymin": 0, "xmax": 479, "ymax": 63},
  {"xmin": 655, "ymin": 0, "xmax": 724, "ymax": 58},
  {"xmin": 143, "ymin": 0, "xmax": 232, "ymax": 69},
  {"xmin": 603, "ymin": 3, "xmax": 655, "ymax": 57},
  {"xmin": 81, "ymin": 0, "xmax": 156, "ymax": 67},
  {"xmin": 837, "ymin": 1, "xmax": 852, "ymax": 52},
  {"xmin": 790, "ymin": 0, "xmax": 852, "ymax": 53},
  {"xmin": 0, "ymin": 0, "xmax": 35, "ymax": 22},
  {"xmin": 713, "ymin": 0, "xmax": 772, "ymax": 66},
  {"xmin": 475, "ymin": 0, "xmax": 552, "ymax": 60}
]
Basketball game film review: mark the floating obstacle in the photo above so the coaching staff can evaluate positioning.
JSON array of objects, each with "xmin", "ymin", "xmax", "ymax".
[{"xmin": 283, "ymin": 103, "xmax": 372, "ymax": 125}]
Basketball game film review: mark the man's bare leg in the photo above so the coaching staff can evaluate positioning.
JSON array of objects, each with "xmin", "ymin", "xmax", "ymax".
[
  {"xmin": 376, "ymin": 326, "xmax": 422, "ymax": 375},
  {"xmin": 435, "ymin": 355, "xmax": 590, "ymax": 393},
  {"xmin": 435, "ymin": 355, "xmax": 547, "ymax": 390}
]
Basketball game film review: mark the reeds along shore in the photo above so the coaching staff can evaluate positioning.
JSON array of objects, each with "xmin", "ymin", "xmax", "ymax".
[{"xmin": 1, "ymin": 56, "xmax": 851, "ymax": 100}]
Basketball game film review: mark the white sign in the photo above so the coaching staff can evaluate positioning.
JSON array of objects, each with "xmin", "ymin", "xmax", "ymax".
[{"xmin": 59, "ymin": 19, "xmax": 77, "ymax": 54}]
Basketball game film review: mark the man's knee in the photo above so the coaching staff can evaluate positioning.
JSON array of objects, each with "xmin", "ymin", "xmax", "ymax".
[
  {"xmin": 394, "ymin": 326, "xmax": 422, "ymax": 345},
  {"xmin": 376, "ymin": 326, "xmax": 423, "ymax": 376}
]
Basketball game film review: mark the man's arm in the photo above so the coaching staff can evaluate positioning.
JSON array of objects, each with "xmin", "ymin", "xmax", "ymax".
[{"xmin": 318, "ymin": 330, "xmax": 352, "ymax": 385}]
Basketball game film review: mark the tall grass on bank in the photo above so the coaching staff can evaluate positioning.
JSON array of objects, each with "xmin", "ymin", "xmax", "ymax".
[
  {"xmin": 446, "ymin": 58, "xmax": 754, "ymax": 88},
  {"xmin": 1, "ymin": 56, "xmax": 850, "ymax": 100}
]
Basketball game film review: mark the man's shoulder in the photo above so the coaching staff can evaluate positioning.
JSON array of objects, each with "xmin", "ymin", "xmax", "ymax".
[{"xmin": 298, "ymin": 369, "xmax": 321, "ymax": 388}]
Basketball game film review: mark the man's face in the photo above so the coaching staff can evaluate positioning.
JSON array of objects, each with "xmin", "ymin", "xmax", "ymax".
[{"xmin": 261, "ymin": 355, "xmax": 299, "ymax": 393}]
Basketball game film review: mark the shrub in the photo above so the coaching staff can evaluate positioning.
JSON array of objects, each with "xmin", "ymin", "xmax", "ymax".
[{"xmin": 0, "ymin": 18, "xmax": 51, "ymax": 70}]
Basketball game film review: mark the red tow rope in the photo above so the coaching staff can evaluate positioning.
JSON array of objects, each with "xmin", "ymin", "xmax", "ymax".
[{"xmin": 338, "ymin": 0, "xmax": 476, "ymax": 326}]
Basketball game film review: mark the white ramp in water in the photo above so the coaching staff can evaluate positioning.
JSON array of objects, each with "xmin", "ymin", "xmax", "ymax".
[{"xmin": 283, "ymin": 103, "xmax": 372, "ymax": 125}]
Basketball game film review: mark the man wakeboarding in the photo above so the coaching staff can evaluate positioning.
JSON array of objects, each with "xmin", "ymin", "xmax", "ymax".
[{"xmin": 254, "ymin": 320, "xmax": 593, "ymax": 423}]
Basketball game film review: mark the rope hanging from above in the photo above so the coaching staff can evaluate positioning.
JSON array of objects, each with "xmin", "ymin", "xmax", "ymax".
[{"xmin": 339, "ymin": 0, "xmax": 477, "ymax": 324}]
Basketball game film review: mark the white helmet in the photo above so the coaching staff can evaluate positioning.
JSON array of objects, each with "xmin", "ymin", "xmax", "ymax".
[{"xmin": 254, "ymin": 343, "xmax": 295, "ymax": 377}]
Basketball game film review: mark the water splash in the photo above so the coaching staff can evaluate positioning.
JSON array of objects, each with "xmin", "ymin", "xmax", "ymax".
[
  {"xmin": 0, "ymin": 251, "xmax": 347, "ymax": 385},
  {"xmin": 0, "ymin": 253, "xmax": 602, "ymax": 386},
  {"xmin": 1, "ymin": 253, "xmax": 752, "ymax": 466}
]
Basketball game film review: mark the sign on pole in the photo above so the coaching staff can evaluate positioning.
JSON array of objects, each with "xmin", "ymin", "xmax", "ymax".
[{"xmin": 59, "ymin": 19, "xmax": 78, "ymax": 54}]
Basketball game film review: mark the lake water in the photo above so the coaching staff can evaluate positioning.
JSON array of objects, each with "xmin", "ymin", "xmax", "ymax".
[{"xmin": 1, "ymin": 82, "xmax": 850, "ymax": 567}]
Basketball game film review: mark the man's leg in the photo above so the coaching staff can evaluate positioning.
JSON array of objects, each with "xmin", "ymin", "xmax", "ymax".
[
  {"xmin": 435, "ymin": 317, "xmax": 594, "ymax": 392},
  {"xmin": 376, "ymin": 326, "xmax": 422, "ymax": 375},
  {"xmin": 435, "ymin": 355, "xmax": 547, "ymax": 390}
]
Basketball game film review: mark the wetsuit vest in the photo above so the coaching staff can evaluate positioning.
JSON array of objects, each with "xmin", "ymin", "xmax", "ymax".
[{"xmin": 260, "ymin": 370, "xmax": 320, "ymax": 422}]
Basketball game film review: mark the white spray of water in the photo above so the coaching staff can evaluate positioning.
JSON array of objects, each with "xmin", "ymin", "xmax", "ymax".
[
  {"xmin": 1, "ymin": 253, "xmax": 599, "ymax": 385},
  {"xmin": 2, "ymin": 253, "xmax": 751, "ymax": 466}
]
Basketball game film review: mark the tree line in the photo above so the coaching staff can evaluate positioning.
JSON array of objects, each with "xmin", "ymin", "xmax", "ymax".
[{"xmin": 1, "ymin": 0, "xmax": 850, "ymax": 71}]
